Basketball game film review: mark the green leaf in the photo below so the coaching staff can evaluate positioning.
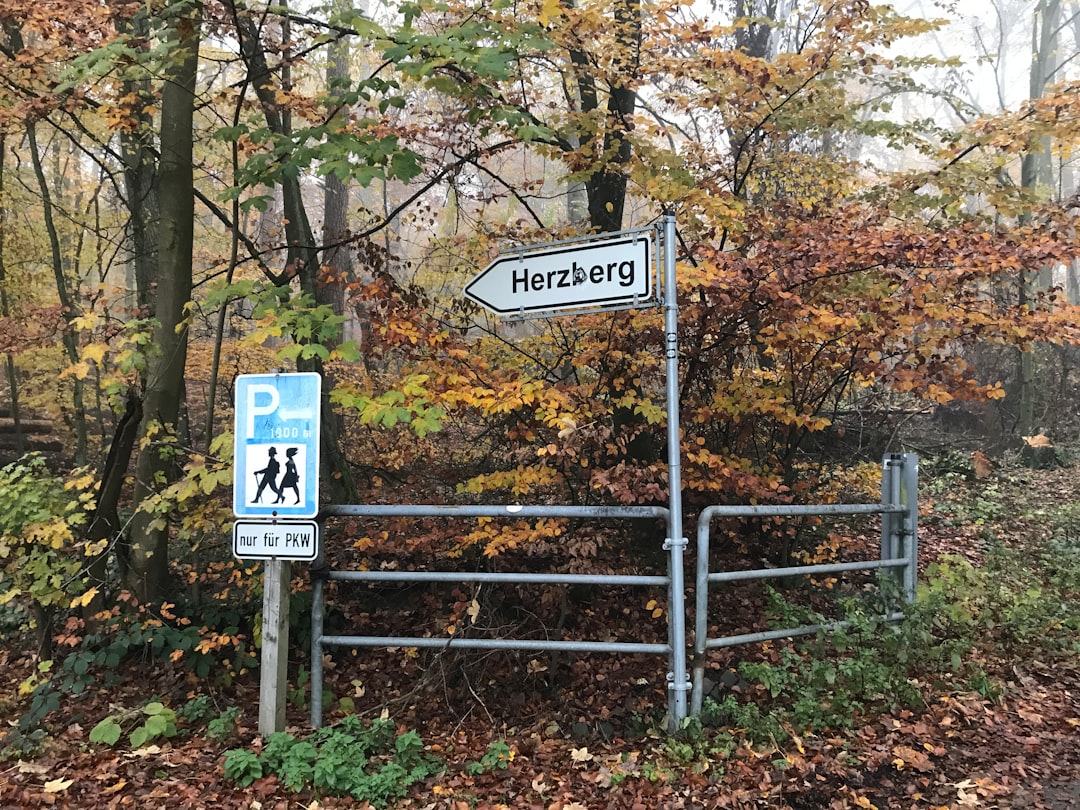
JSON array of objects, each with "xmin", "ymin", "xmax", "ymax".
[
  {"xmin": 89, "ymin": 718, "xmax": 122, "ymax": 746},
  {"xmin": 131, "ymin": 725, "xmax": 152, "ymax": 748}
]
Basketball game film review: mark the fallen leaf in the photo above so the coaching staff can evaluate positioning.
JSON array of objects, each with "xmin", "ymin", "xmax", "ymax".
[
  {"xmin": 103, "ymin": 780, "xmax": 127, "ymax": 794},
  {"xmin": 17, "ymin": 760, "xmax": 48, "ymax": 775},
  {"xmin": 570, "ymin": 746, "xmax": 593, "ymax": 764},
  {"xmin": 892, "ymin": 745, "xmax": 934, "ymax": 773},
  {"xmin": 43, "ymin": 778, "xmax": 73, "ymax": 793},
  {"xmin": 126, "ymin": 745, "xmax": 162, "ymax": 758}
]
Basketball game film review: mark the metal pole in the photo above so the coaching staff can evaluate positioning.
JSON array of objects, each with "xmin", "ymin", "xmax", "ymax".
[
  {"xmin": 900, "ymin": 453, "xmax": 919, "ymax": 602},
  {"xmin": 311, "ymin": 572, "xmax": 325, "ymax": 728},
  {"xmin": 691, "ymin": 507, "xmax": 713, "ymax": 715},
  {"xmin": 662, "ymin": 212, "xmax": 689, "ymax": 731}
]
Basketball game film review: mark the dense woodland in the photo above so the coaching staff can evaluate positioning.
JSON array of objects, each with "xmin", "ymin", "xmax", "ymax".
[{"xmin": 0, "ymin": 0, "xmax": 1079, "ymax": 807}]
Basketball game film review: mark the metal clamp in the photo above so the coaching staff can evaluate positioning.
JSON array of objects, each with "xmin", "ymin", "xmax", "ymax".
[
  {"xmin": 663, "ymin": 536, "xmax": 688, "ymax": 551},
  {"xmin": 666, "ymin": 671, "xmax": 692, "ymax": 692}
]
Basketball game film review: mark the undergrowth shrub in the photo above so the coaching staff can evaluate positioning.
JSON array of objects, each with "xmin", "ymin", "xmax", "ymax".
[
  {"xmin": 223, "ymin": 715, "xmax": 442, "ymax": 805},
  {"xmin": 706, "ymin": 532, "xmax": 1080, "ymax": 746},
  {"xmin": 14, "ymin": 593, "xmax": 259, "ymax": 739},
  {"xmin": 0, "ymin": 454, "xmax": 95, "ymax": 647}
]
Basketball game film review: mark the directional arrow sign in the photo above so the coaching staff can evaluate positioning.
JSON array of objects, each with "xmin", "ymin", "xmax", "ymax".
[{"xmin": 465, "ymin": 232, "xmax": 652, "ymax": 316}]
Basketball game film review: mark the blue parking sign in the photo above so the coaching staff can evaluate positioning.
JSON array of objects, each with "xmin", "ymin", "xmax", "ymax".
[{"xmin": 234, "ymin": 372, "xmax": 321, "ymax": 518}]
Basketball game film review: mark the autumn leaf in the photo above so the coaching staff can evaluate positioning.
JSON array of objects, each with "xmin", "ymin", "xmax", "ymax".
[
  {"xmin": 892, "ymin": 744, "xmax": 934, "ymax": 772},
  {"xmin": 17, "ymin": 760, "xmax": 47, "ymax": 775},
  {"xmin": 570, "ymin": 746, "xmax": 593, "ymax": 765},
  {"xmin": 43, "ymin": 778, "xmax": 74, "ymax": 793}
]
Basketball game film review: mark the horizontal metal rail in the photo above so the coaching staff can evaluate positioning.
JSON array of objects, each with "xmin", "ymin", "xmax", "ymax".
[
  {"xmin": 326, "ymin": 570, "xmax": 668, "ymax": 586},
  {"xmin": 701, "ymin": 611, "xmax": 906, "ymax": 652},
  {"xmin": 319, "ymin": 635, "xmax": 669, "ymax": 655},
  {"xmin": 707, "ymin": 556, "xmax": 908, "ymax": 584},
  {"xmin": 321, "ymin": 504, "xmax": 669, "ymax": 520},
  {"xmin": 694, "ymin": 503, "xmax": 905, "ymax": 518}
]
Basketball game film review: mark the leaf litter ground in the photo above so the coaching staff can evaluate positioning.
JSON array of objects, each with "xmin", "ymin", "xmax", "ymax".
[{"xmin": 1, "ymin": 465, "xmax": 1079, "ymax": 809}]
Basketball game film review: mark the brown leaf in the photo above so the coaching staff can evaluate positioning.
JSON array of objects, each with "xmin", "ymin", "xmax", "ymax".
[
  {"xmin": 971, "ymin": 450, "xmax": 993, "ymax": 478},
  {"xmin": 891, "ymin": 745, "xmax": 934, "ymax": 773}
]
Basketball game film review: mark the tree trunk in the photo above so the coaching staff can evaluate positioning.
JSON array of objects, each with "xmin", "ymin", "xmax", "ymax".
[
  {"xmin": 115, "ymin": 2, "xmax": 160, "ymax": 315},
  {"xmin": 236, "ymin": 5, "xmax": 358, "ymax": 503},
  {"xmin": 0, "ymin": 136, "xmax": 24, "ymax": 457},
  {"xmin": 26, "ymin": 122, "xmax": 87, "ymax": 464},
  {"xmin": 127, "ymin": 0, "xmax": 201, "ymax": 603},
  {"xmin": 324, "ymin": 10, "xmax": 353, "ymax": 344},
  {"xmin": 1016, "ymin": 0, "xmax": 1062, "ymax": 438}
]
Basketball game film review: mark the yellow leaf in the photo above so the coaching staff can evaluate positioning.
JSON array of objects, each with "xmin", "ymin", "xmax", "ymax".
[
  {"xmin": 43, "ymin": 778, "xmax": 74, "ymax": 793},
  {"xmin": 81, "ymin": 343, "xmax": 107, "ymax": 364},
  {"xmin": 68, "ymin": 361, "xmax": 91, "ymax": 380},
  {"xmin": 69, "ymin": 587, "xmax": 99, "ymax": 609},
  {"xmin": 103, "ymin": 779, "xmax": 127, "ymax": 794},
  {"xmin": 537, "ymin": 0, "xmax": 561, "ymax": 27}
]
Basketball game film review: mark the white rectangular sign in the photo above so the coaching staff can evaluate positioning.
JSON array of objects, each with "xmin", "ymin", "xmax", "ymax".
[
  {"xmin": 233, "ymin": 520, "xmax": 320, "ymax": 561},
  {"xmin": 464, "ymin": 232, "xmax": 652, "ymax": 316}
]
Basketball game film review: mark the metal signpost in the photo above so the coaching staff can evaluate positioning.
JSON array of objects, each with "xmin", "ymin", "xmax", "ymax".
[
  {"xmin": 459, "ymin": 218, "xmax": 689, "ymax": 728},
  {"xmin": 233, "ymin": 371, "xmax": 322, "ymax": 734}
]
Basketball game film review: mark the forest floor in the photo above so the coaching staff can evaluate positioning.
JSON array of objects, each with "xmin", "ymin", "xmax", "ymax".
[{"xmin": 0, "ymin": 460, "xmax": 1078, "ymax": 809}]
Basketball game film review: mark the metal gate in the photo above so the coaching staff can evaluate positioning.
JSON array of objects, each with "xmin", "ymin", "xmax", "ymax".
[
  {"xmin": 690, "ymin": 453, "xmax": 918, "ymax": 713},
  {"xmin": 308, "ymin": 454, "xmax": 917, "ymax": 728},
  {"xmin": 310, "ymin": 503, "xmax": 683, "ymax": 728}
]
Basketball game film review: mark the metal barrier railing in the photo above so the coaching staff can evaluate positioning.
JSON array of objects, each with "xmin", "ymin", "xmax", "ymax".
[
  {"xmin": 310, "ymin": 503, "xmax": 673, "ymax": 728},
  {"xmin": 690, "ymin": 453, "xmax": 918, "ymax": 714},
  {"xmin": 307, "ymin": 455, "xmax": 918, "ymax": 727}
]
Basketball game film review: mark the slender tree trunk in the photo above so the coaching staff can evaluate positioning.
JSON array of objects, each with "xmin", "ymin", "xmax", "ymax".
[
  {"xmin": 0, "ymin": 136, "xmax": 24, "ymax": 455},
  {"xmin": 324, "ymin": 11, "xmax": 353, "ymax": 343},
  {"xmin": 235, "ymin": 5, "xmax": 357, "ymax": 502},
  {"xmin": 113, "ymin": 4, "xmax": 160, "ymax": 314},
  {"xmin": 127, "ymin": 0, "xmax": 201, "ymax": 603},
  {"xmin": 1017, "ymin": 0, "xmax": 1061, "ymax": 438},
  {"xmin": 26, "ymin": 123, "xmax": 88, "ymax": 463}
]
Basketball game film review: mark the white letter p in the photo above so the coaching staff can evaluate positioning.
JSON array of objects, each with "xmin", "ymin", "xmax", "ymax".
[{"xmin": 246, "ymin": 384, "xmax": 279, "ymax": 437}]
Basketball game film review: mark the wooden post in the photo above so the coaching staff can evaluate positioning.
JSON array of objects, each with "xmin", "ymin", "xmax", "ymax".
[{"xmin": 259, "ymin": 558, "xmax": 291, "ymax": 735}]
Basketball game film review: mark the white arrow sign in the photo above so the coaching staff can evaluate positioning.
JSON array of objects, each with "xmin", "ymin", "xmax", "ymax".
[{"xmin": 465, "ymin": 232, "xmax": 652, "ymax": 316}]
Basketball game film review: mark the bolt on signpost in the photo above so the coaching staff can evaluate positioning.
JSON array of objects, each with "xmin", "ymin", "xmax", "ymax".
[
  {"xmin": 465, "ymin": 217, "xmax": 688, "ymax": 729},
  {"xmin": 233, "ymin": 372, "xmax": 322, "ymax": 734}
]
